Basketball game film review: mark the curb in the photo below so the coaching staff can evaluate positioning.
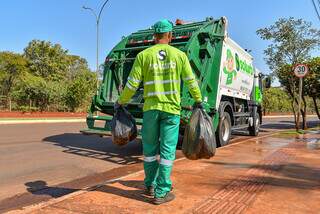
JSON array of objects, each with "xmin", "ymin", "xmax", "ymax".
[
  {"xmin": 5, "ymin": 132, "xmax": 278, "ymax": 214},
  {"xmin": 1, "ymin": 115, "xmax": 317, "ymax": 124},
  {"xmin": 0, "ymin": 119, "xmax": 86, "ymax": 125},
  {"xmin": 263, "ymin": 115, "xmax": 317, "ymax": 118}
]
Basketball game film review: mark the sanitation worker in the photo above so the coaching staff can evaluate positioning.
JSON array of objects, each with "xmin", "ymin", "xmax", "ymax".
[{"xmin": 116, "ymin": 19, "xmax": 202, "ymax": 205}]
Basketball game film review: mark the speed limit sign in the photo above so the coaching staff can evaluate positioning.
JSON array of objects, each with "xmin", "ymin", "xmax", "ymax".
[
  {"xmin": 293, "ymin": 64, "xmax": 309, "ymax": 78},
  {"xmin": 293, "ymin": 63, "xmax": 309, "ymax": 131}
]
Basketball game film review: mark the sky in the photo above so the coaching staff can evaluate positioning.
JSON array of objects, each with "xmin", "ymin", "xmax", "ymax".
[{"xmin": 0, "ymin": 0, "xmax": 319, "ymax": 75}]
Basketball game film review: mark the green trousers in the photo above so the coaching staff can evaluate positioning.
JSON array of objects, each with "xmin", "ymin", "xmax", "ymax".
[{"xmin": 142, "ymin": 110, "xmax": 180, "ymax": 198}]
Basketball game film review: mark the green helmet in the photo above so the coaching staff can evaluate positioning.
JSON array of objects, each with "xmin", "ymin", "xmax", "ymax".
[{"xmin": 153, "ymin": 19, "xmax": 173, "ymax": 33}]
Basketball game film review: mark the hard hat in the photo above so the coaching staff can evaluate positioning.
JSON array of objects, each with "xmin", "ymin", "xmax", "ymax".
[{"xmin": 153, "ymin": 19, "xmax": 173, "ymax": 33}]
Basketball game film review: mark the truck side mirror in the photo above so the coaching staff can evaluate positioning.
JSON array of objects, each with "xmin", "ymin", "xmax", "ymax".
[{"xmin": 264, "ymin": 77, "xmax": 271, "ymax": 88}]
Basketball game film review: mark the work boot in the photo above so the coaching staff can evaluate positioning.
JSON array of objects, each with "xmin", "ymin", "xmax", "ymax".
[
  {"xmin": 145, "ymin": 186, "xmax": 155, "ymax": 196},
  {"xmin": 153, "ymin": 192, "xmax": 175, "ymax": 205}
]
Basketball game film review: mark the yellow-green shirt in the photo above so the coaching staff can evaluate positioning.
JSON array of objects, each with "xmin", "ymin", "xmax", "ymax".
[{"xmin": 118, "ymin": 44, "xmax": 202, "ymax": 115}]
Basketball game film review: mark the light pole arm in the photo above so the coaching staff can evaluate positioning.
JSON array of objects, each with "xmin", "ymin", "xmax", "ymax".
[
  {"xmin": 97, "ymin": 0, "xmax": 110, "ymax": 23},
  {"xmin": 82, "ymin": 6, "xmax": 98, "ymax": 23}
]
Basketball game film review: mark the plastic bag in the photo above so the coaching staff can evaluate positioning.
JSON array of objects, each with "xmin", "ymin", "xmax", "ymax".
[
  {"xmin": 182, "ymin": 108, "xmax": 216, "ymax": 160},
  {"xmin": 110, "ymin": 106, "xmax": 137, "ymax": 146}
]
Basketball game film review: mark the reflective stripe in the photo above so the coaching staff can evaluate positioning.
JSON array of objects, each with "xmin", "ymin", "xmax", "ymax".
[
  {"xmin": 128, "ymin": 77, "xmax": 141, "ymax": 84},
  {"xmin": 126, "ymin": 82, "xmax": 136, "ymax": 90},
  {"xmin": 183, "ymin": 77, "xmax": 193, "ymax": 81},
  {"xmin": 189, "ymin": 82, "xmax": 198, "ymax": 89},
  {"xmin": 144, "ymin": 79, "xmax": 180, "ymax": 85},
  {"xmin": 144, "ymin": 155, "xmax": 157, "ymax": 162},
  {"xmin": 159, "ymin": 158, "xmax": 173, "ymax": 166},
  {"xmin": 147, "ymin": 90, "xmax": 177, "ymax": 97}
]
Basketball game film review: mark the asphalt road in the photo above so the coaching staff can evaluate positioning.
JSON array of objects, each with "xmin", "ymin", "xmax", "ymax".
[{"xmin": 0, "ymin": 116, "xmax": 318, "ymax": 212}]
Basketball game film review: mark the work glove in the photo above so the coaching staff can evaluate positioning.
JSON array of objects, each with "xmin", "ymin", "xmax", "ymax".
[{"xmin": 193, "ymin": 102, "xmax": 204, "ymax": 109}]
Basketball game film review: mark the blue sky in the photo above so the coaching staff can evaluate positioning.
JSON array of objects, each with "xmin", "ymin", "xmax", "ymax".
[{"xmin": 0, "ymin": 0, "xmax": 319, "ymax": 74}]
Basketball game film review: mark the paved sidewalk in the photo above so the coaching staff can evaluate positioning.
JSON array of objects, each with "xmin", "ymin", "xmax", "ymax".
[{"xmin": 8, "ymin": 131, "xmax": 320, "ymax": 214}]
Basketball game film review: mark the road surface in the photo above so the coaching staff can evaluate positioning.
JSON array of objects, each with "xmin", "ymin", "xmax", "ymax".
[{"xmin": 0, "ymin": 116, "xmax": 318, "ymax": 212}]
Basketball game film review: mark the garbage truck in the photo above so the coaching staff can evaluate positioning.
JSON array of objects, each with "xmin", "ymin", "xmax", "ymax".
[{"xmin": 81, "ymin": 17, "xmax": 269, "ymax": 147}]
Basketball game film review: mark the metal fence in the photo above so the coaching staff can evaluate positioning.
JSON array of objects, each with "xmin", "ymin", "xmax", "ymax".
[{"xmin": 0, "ymin": 96, "xmax": 17, "ymax": 111}]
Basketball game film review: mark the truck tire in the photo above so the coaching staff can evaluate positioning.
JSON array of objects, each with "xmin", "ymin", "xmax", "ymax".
[
  {"xmin": 216, "ymin": 112, "xmax": 232, "ymax": 147},
  {"xmin": 249, "ymin": 113, "xmax": 260, "ymax": 136}
]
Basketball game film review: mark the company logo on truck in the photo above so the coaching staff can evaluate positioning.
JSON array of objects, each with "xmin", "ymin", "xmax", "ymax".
[
  {"xmin": 223, "ymin": 49, "xmax": 254, "ymax": 85},
  {"xmin": 223, "ymin": 49, "xmax": 237, "ymax": 85}
]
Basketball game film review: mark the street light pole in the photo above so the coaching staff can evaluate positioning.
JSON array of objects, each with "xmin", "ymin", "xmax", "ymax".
[{"xmin": 83, "ymin": 0, "xmax": 110, "ymax": 93}]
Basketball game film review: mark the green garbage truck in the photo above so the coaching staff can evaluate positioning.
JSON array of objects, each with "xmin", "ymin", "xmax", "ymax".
[{"xmin": 81, "ymin": 17, "xmax": 269, "ymax": 146}]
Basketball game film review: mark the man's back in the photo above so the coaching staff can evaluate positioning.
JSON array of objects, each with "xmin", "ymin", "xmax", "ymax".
[
  {"xmin": 137, "ymin": 44, "xmax": 188, "ymax": 114},
  {"xmin": 119, "ymin": 43, "xmax": 201, "ymax": 115}
]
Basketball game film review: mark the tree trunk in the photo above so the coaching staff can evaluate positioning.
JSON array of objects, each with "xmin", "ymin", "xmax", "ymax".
[
  {"xmin": 289, "ymin": 86, "xmax": 306, "ymax": 130},
  {"xmin": 301, "ymin": 95, "xmax": 307, "ymax": 130},
  {"xmin": 312, "ymin": 96, "xmax": 320, "ymax": 119},
  {"xmin": 290, "ymin": 99, "xmax": 298, "ymax": 130},
  {"xmin": 287, "ymin": 83, "xmax": 299, "ymax": 130},
  {"xmin": 9, "ymin": 97, "xmax": 11, "ymax": 112}
]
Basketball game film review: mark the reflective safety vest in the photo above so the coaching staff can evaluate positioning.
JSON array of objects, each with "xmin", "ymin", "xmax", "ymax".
[{"xmin": 118, "ymin": 44, "xmax": 202, "ymax": 115}]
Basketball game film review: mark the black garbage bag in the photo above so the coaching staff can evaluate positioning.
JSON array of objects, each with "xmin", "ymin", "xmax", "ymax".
[
  {"xmin": 110, "ymin": 106, "xmax": 137, "ymax": 146},
  {"xmin": 182, "ymin": 108, "xmax": 216, "ymax": 160}
]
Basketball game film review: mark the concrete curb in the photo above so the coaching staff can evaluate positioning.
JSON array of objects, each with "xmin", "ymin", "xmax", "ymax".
[
  {"xmin": 1, "ymin": 115, "xmax": 317, "ymax": 125},
  {"xmin": 0, "ymin": 119, "xmax": 86, "ymax": 125},
  {"xmin": 5, "ymin": 132, "xmax": 278, "ymax": 214},
  {"xmin": 263, "ymin": 115, "xmax": 317, "ymax": 118}
]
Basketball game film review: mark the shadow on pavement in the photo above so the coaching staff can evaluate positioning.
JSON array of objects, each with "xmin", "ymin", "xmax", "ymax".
[
  {"xmin": 43, "ymin": 133, "xmax": 142, "ymax": 165},
  {"xmin": 208, "ymin": 161, "xmax": 320, "ymax": 190},
  {"xmin": 261, "ymin": 120, "xmax": 319, "ymax": 130},
  {"xmin": 25, "ymin": 180, "xmax": 78, "ymax": 198},
  {"xmin": 117, "ymin": 180, "xmax": 145, "ymax": 190},
  {"xmin": 261, "ymin": 123, "xmax": 294, "ymax": 129},
  {"xmin": 97, "ymin": 180, "xmax": 152, "ymax": 204}
]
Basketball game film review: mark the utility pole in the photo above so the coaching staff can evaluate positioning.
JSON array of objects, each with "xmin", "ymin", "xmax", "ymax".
[{"xmin": 83, "ymin": 0, "xmax": 110, "ymax": 93}]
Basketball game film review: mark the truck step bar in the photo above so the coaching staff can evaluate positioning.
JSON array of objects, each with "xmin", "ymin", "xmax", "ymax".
[{"xmin": 233, "ymin": 112, "xmax": 251, "ymax": 117}]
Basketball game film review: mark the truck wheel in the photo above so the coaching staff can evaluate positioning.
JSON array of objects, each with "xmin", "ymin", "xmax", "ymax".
[
  {"xmin": 249, "ymin": 114, "xmax": 260, "ymax": 136},
  {"xmin": 216, "ymin": 112, "xmax": 231, "ymax": 147}
]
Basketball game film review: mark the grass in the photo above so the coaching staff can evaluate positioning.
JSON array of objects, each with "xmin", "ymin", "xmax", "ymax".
[
  {"xmin": 279, "ymin": 125, "xmax": 320, "ymax": 135},
  {"xmin": 281, "ymin": 130, "xmax": 306, "ymax": 135}
]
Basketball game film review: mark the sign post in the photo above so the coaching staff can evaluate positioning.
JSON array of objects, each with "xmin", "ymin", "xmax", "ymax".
[{"xmin": 293, "ymin": 64, "xmax": 309, "ymax": 131}]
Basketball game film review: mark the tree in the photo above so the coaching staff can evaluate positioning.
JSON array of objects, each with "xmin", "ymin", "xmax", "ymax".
[
  {"xmin": 13, "ymin": 72, "xmax": 49, "ymax": 111},
  {"xmin": 65, "ymin": 70, "xmax": 96, "ymax": 112},
  {"xmin": 263, "ymin": 87, "xmax": 291, "ymax": 114},
  {"xmin": 0, "ymin": 52, "xmax": 28, "ymax": 108},
  {"xmin": 0, "ymin": 40, "xmax": 97, "ymax": 112},
  {"xmin": 305, "ymin": 57, "xmax": 320, "ymax": 119},
  {"xmin": 66, "ymin": 55, "xmax": 91, "ymax": 80},
  {"xmin": 257, "ymin": 17, "xmax": 320, "ymax": 130},
  {"xmin": 22, "ymin": 40, "xmax": 96, "ymax": 112},
  {"xmin": 24, "ymin": 40, "xmax": 69, "ymax": 81},
  {"xmin": 63, "ymin": 55, "xmax": 97, "ymax": 111}
]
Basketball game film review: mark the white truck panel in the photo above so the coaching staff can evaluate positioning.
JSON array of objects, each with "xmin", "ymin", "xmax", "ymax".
[{"xmin": 216, "ymin": 37, "xmax": 255, "ymax": 109}]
